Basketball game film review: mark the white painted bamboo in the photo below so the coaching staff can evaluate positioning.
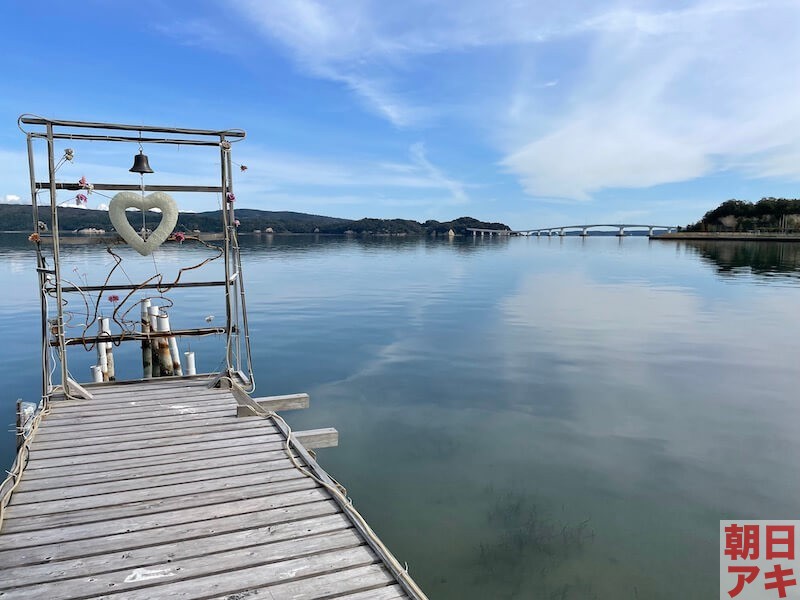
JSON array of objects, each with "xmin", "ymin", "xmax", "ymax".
[
  {"xmin": 184, "ymin": 351, "xmax": 196, "ymax": 376},
  {"xmin": 100, "ymin": 317, "xmax": 115, "ymax": 381},
  {"xmin": 156, "ymin": 312, "xmax": 174, "ymax": 377},
  {"xmin": 97, "ymin": 320, "xmax": 108, "ymax": 382},
  {"xmin": 163, "ymin": 310, "xmax": 183, "ymax": 376},
  {"xmin": 91, "ymin": 365, "xmax": 103, "ymax": 383}
]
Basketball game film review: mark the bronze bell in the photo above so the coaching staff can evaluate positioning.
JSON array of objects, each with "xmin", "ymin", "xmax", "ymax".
[{"xmin": 129, "ymin": 150, "xmax": 154, "ymax": 174}]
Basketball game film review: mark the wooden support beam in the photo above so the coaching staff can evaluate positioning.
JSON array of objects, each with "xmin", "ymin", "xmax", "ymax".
[
  {"xmin": 252, "ymin": 393, "xmax": 309, "ymax": 413},
  {"xmin": 293, "ymin": 428, "xmax": 338, "ymax": 449},
  {"xmin": 65, "ymin": 377, "xmax": 94, "ymax": 400}
]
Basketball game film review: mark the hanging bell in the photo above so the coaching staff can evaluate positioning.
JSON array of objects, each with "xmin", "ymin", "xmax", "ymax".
[{"xmin": 129, "ymin": 150, "xmax": 154, "ymax": 174}]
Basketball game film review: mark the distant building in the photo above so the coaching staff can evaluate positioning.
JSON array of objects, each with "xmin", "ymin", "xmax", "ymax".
[
  {"xmin": 265, "ymin": 227, "xmax": 274, "ymax": 234},
  {"xmin": 447, "ymin": 229, "xmax": 455, "ymax": 237}
]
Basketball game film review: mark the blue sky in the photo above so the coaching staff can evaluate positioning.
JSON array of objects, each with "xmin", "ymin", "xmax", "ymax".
[{"xmin": 1, "ymin": 0, "xmax": 798, "ymax": 229}]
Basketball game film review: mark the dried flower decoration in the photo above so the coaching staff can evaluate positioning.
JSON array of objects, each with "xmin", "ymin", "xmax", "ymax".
[
  {"xmin": 174, "ymin": 231, "xmax": 186, "ymax": 243},
  {"xmin": 234, "ymin": 219, "xmax": 241, "ymax": 227},
  {"xmin": 108, "ymin": 294, "xmax": 120, "ymax": 304},
  {"xmin": 75, "ymin": 193, "xmax": 87, "ymax": 205},
  {"xmin": 64, "ymin": 148, "xmax": 74, "ymax": 161},
  {"xmin": 240, "ymin": 165, "xmax": 248, "ymax": 172},
  {"xmin": 226, "ymin": 192, "xmax": 236, "ymax": 203},
  {"xmin": 28, "ymin": 232, "xmax": 40, "ymax": 243}
]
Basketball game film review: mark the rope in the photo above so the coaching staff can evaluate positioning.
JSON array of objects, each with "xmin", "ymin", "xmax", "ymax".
[
  {"xmin": 0, "ymin": 396, "xmax": 52, "ymax": 531},
  {"xmin": 222, "ymin": 377, "xmax": 428, "ymax": 600}
]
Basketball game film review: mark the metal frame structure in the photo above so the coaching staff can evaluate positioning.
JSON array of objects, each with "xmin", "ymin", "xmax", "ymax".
[{"xmin": 18, "ymin": 115, "xmax": 252, "ymax": 399}]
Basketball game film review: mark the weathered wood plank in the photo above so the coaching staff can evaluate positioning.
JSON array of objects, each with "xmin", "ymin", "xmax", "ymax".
[
  {"xmin": 47, "ymin": 546, "xmax": 379, "ymax": 600},
  {"xmin": 42, "ymin": 396, "xmax": 235, "ymax": 421},
  {"xmin": 0, "ymin": 528, "xmax": 364, "ymax": 598},
  {"xmin": 22, "ymin": 438, "xmax": 289, "ymax": 477},
  {"xmin": 254, "ymin": 393, "xmax": 310, "ymax": 412},
  {"xmin": 0, "ymin": 490, "xmax": 333, "ymax": 556},
  {"xmin": 36, "ymin": 405, "xmax": 234, "ymax": 430},
  {"xmin": 215, "ymin": 564, "xmax": 397, "ymax": 600},
  {"xmin": 7, "ymin": 465, "xmax": 304, "ymax": 516},
  {"xmin": 50, "ymin": 385, "xmax": 232, "ymax": 403},
  {"xmin": 13, "ymin": 453, "xmax": 301, "ymax": 502},
  {"xmin": 28, "ymin": 424, "xmax": 281, "ymax": 460},
  {"xmin": 33, "ymin": 410, "xmax": 238, "ymax": 438},
  {"xmin": 80, "ymin": 377, "xmax": 214, "ymax": 393},
  {"xmin": 294, "ymin": 427, "xmax": 339, "ymax": 449},
  {"xmin": 31, "ymin": 418, "xmax": 276, "ymax": 450},
  {"xmin": 333, "ymin": 584, "xmax": 409, "ymax": 599},
  {"xmin": 52, "ymin": 387, "xmax": 234, "ymax": 409},
  {"xmin": 1, "ymin": 513, "xmax": 351, "ymax": 589},
  {"xmin": 25, "ymin": 429, "xmax": 285, "ymax": 476},
  {"xmin": 17, "ymin": 448, "xmax": 299, "ymax": 492}
]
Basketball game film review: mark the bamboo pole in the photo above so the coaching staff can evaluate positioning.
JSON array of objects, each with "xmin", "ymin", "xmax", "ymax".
[
  {"xmin": 100, "ymin": 317, "xmax": 115, "ymax": 381},
  {"xmin": 184, "ymin": 351, "xmax": 196, "ymax": 376},
  {"xmin": 90, "ymin": 365, "xmax": 103, "ymax": 383},
  {"xmin": 148, "ymin": 306, "xmax": 161, "ymax": 376},
  {"xmin": 141, "ymin": 299, "xmax": 152, "ymax": 378},
  {"xmin": 166, "ymin": 317, "xmax": 184, "ymax": 376},
  {"xmin": 156, "ymin": 312, "xmax": 174, "ymax": 377},
  {"xmin": 97, "ymin": 320, "xmax": 108, "ymax": 382}
]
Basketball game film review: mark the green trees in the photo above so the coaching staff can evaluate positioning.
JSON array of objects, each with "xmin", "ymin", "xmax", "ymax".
[{"xmin": 688, "ymin": 198, "xmax": 800, "ymax": 232}]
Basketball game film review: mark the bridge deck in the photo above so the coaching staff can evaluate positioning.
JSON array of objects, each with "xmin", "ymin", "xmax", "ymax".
[{"xmin": 0, "ymin": 378, "xmax": 416, "ymax": 600}]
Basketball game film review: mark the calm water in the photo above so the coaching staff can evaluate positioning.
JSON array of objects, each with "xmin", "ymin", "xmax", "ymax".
[{"xmin": 2, "ymin": 233, "xmax": 800, "ymax": 599}]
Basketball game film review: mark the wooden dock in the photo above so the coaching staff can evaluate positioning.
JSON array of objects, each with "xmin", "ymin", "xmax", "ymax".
[{"xmin": 0, "ymin": 378, "xmax": 423, "ymax": 599}]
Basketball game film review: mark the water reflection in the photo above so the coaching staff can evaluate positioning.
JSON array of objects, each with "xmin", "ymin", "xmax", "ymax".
[
  {"xmin": 681, "ymin": 240, "xmax": 800, "ymax": 279},
  {"xmin": 1, "ymin": 234, "xmax": 799, "ymax": 599}
]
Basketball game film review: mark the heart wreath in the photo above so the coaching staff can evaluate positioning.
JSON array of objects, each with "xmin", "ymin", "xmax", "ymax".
[{"xmin": 108, "ymin": 192, "xmax": 179, "ymax": 256}]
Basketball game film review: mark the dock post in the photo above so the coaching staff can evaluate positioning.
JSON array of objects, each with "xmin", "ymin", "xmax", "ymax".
[
  {"xmin": 156, "ymin": 312, "xmax": 175, "ymax": 377},
  {"xmin": 163, "ymin": 309, "xmax": 183, "ymax": 376},
  {"xmin": 100, "ymin": 317, "xmax": 115, "ymax": 381},
  {"xmin": 90, "ymin": 365, "xmax": 103, "ymax": 383},
  {"xmin": 97, "ymin": 319, "xmax": 108, "ymax": 381},
  {"xmin": 184, "ymin": 351, "xmax": 196, "ymax": 376},
  {"xmin": 148, "ymin": 305, "xmax": 161, "ymax": 376}
]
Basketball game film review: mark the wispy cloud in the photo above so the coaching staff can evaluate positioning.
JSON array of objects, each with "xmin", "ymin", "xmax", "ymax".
[
  {"xmin": 228, "ymin": 0, "xmax": 800, "ymax": 201},
  {"xmin": 236, "ymin": 144, "xmax": 471, "ymax": 204}
]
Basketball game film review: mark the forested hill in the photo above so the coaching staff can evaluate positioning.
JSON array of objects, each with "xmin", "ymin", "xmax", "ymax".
[
  {"xmin": 0, "ymin": 204, "xmax": 510, "ymax": 235},
  {"xmin": 688, "ymin": 198, "xmax": 800, "ymax": 231}
]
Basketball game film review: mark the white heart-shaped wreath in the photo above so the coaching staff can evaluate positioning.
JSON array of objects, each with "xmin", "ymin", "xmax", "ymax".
[{"xmin": 109, "ymin": 192, "xmax": 179, "ymax": 256}]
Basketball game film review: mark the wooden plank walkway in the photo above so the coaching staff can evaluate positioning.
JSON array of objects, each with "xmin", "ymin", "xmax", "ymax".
[{"xmin": 0, "ymin": 378, "xmax": 420, "ymax": 600}]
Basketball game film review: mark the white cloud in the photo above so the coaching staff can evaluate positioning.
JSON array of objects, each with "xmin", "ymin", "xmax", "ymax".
[
  {"xmin": 229, "ymin": 0, "xmax": 800, "ymax": 200},
  {"xmin": 4, "ymin": 194, "xmax": 21, "ymax": 203}
]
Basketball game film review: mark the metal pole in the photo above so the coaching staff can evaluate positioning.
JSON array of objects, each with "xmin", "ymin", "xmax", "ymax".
[
  {"xmin": 26, "ymin": 135, "xmax": 50, "ymax": 400},
  {"xmin": 226, "ymin": 149, "xmax": 243, "ymax": 372},
  {"xmin": 46, "ymin": 123, "xmax": 69, "ymax": 394},
  {"xmin": 219, "ymin": 136, "xmax": 233, "ymax": 371}
]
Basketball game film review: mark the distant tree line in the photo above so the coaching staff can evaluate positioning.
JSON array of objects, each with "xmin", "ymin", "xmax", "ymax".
[
  {"xmin": 687, "ymin": 198, "xmax": 800, "ymax": 232},
  {"xmin": 0, "ymin": 204, "xmax": 510, "ymax": 236}
]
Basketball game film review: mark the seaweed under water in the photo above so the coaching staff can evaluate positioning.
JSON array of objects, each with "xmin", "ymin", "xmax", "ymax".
[{"xmin": 474, "ymin": 487, "xmax": 596, "ymax": 598}]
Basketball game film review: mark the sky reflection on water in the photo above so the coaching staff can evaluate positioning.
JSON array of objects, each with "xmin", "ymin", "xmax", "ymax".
[{"xmin": 1, "ymin": 234, "xmax": 799, "ymax": 599}]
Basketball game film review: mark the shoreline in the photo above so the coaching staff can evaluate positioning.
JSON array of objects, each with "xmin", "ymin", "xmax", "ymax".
[{"xmin": 652, "ymin": 232, "xmax": 800, "ymax": 242}]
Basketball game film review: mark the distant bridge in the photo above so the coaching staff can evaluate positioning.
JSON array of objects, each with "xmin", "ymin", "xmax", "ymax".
[{"xmin": 467, "ymin": 224, "xmax": 678, "ymax": 237}]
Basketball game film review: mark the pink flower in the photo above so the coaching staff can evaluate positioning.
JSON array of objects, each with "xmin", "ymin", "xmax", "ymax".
[
  {"xmin": 234, "ymin": 219, "xmax": 240, "ymax": 227},
  {"xmin": 226, "ymin": 192, "xmax": 236, "ymax": 203},
  {"xmin": 108, "ymin": 295, "xmax": 120, "ymax": 303},
  {"xmin": 240, "ymin": 165, "xmax": 248, "ymax": 172},
  {"xmin": 75, "ymin": 193, "xmax": 87, "ymax": 205},
  {"xmin": 78, "ymin": 176, "xmax": 88, "ymax": 188},
  {"xmin": 174, "ymin": 231, "xmax": 186, "ymax": 243}
]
